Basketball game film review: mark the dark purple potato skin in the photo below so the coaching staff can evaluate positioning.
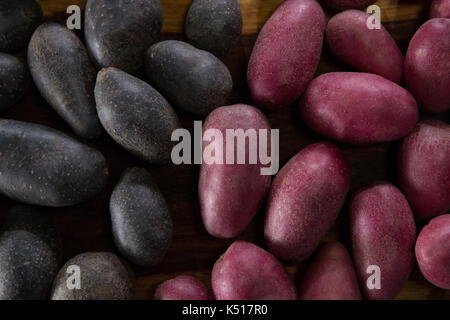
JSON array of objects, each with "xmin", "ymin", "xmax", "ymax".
[
  {"xmin": 0, "ymin": 230, "xmax": 59, "ymax": 300},
  {"xmin": 0, "ymin": 119, "xmax": 108, "ymax": 207},
  {"xmin": 0, "ymin": 53, "xmax": 29, "ymax": 114},
  {"xmin": 28, "ymin": 23, "xmax": 101, "ymax": 139},
  {"xmin": 1, "ymin": 206, "xmax": 62, "ymax": 260},
  {"xmin": 145, "ymin": 40, "xmax": 233, "ymax": 116},
  {"xmin": 51, "ymin": 252, "xmax": 136, "ymax": 300},
  {"xmin": 110, "ymin": 168, "xmax": 173, "ymax": 267},
  {"xmin": 185, "ymin": 0, "xmax": 242, "ymax": 59},
  {"xmin": 95, "ymin": 67, "xmax": 180, "ymax": 164},
  {"xmin": 85, "ymin": 0, "xmax": 163, "ymax": 74},
  {"xmin": 0, "ymin": 0, "xmax": 42, "ymax": 53}
]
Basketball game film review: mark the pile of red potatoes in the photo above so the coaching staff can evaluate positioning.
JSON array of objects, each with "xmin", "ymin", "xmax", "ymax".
[{"xmin": 157, "ymin": 0, "xmax": 450, "ymax": 300}]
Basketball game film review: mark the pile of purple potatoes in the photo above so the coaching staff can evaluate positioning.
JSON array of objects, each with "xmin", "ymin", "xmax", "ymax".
[{"xmin": 0, "ymin": 0, "xmax": 448, "ymax": 300}]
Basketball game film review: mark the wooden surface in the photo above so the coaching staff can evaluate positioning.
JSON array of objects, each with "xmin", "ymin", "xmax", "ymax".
[{"xmin": 2, "ymin": 0, "xmax": 448, "ymax": 300}]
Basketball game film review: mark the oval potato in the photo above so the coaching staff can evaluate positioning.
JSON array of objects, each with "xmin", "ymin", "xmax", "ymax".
[
  {"xmin": 264, "ymin": 142, "xmax": 350, "ymax": 261},
  {"xmin": 350, "ymin": 182, "xmax": 416, "ymax": 300},
  {"xmin": 300, "ymin": 72, "xmax": 418, "ymax": 145}
]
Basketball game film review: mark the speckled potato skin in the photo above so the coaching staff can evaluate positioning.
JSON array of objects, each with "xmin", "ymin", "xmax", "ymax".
[
  {"xmin": 95, "ymin": 67, "xmax": 180, "ymax": 164},
  {"xmin": 430, "ymin": 0, "xmax": 450, "ymax": 18},
  {"xmin": 28, "ymin": 23, "xmax": 101, "ymax": 139},
  {"xmin": 1, "ymin": 206, "xmax": 62, "ymax": 260},
  {"xmin": 299, "ymin": 242, "xmax": 361, "ymax": 300},
  {"xmin": 415, "ymin": 214, "xmax": 450, "ymax": 289},
  {"xmin": 145, "ymin": 40, "xmax": 232, "ymax": 116},
  {"xmin": 51, "ymin": 252, "xmax": 136, "ymax": 300},
  {"xmin": 0, "ymin": 230, "xmax": 59, "ymax": 300},
  {"xmin": 326, "ymin": 10, "xmax": 404, "ymax": 84},
  {"xmin": 350, "ymin": 182, "xmax": 416, "ymax": 300},
  {"xmin": 264, "ymin": 142, "xmax": 350, "ymax": 262},
  {"xmin": 398, "ymin": 121, "xmax": 450, "ymax": 221},
  {"xmin": 300, "ymin": 72, "xmax": 419, "ymax": 145},
  {"xmin": 320, "ymin": 0, "xmax": 376, "ymax": 11},
  {"xmin": 154, "ymin": 275, "xmax": 213, "ymax": 300},
  {"xmin": 0, "ymin": 119, "xmax": 108, "ymax": 207},
  {"xmin": 185, "ymin": 0, "xmax": 242, "ymax": 59},
  {"xmin": 247, "ymin": 0, "xmax": 325, "ymax": 109},
  {"xmin": 199, "ymin": 105, "xmax": 271, "ymax": 238},
  {"xmin": 405, "ymin": 18, "xmax": 450, "ymax": 113},
  {"xmin": 0, "ymin": 53, "xmax": 29, "ymax": 114},
  {"xmin": 110, "ymin": 168, "xmax": 173, "ymax": 267},
  {"xmin": 211, "ymin": 241, "xmax": 297, "ymax": 300},
  {"xmin": 0, "ymin": 0, "xmax": 42, "ymax": 53},
  {"xmin": 84, "ymin": 0, "xmax": 163, "ymax": 74}
]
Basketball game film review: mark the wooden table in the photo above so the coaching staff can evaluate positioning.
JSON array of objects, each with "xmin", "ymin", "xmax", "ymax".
[{"xmin": 2, "ymin": 0, "xmax": 448, "ymax": 300}]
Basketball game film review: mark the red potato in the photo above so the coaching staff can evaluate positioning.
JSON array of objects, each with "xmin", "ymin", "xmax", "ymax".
[
  {"xmin": 264, "ymin": 142, "xmax": 350, "ymax": 262},
  {"xmin": 198, "ymin": 104, "xmax": 271, "ymax": 238},
  {"xmin": 320, "ymin": 0, "xmax": 376, "ymax": 11},
  {"xmin": 415, "ymin": 214, "xmax": 450, "ymax": 290},
  {"xmin": 247, "ymin": 0, "xmax": 325, "ymax": 109},
  {"xmin": 397, "ymin": 121, "xmax": 450, "ymax": 221},
  {"xmin": 326, "ymin": 10, "xmax": 404, "ymax": 83},
  {"xmin": 298, "ymin": 242, "xmax": 361, "ymax": 300},
  {"xmin": 199, "ymin": 104, "xmax": 272, "ymax": 239},
  {"xmin": 154, "ymin": 275, "xmax": 213, "ymax": 300},
  {"xmin": 211, "ymin": 241, "xmax": 297, "ymax": 300},
  {"xmin": 405, "ymin": 18, "xmax": 450, "ymax": 113},
  {"xmin": 350, "ymin": 182, "xmax": 416, "ymax": 300},
  {"xmin": 430, "ymin": 0, "xmax": 450, "ymax": 18},
  {"xmin": 300, "ymin": 72, "xmax": 418, "ymax": 145}
]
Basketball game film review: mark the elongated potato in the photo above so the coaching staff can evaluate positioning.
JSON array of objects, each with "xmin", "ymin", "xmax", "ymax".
[
  {"xmin": 199, "ymin": 104, "xmax": 272, "ymax": 238},
  {"xmin": 0, "ymin": 119, "xmax": 108, "ymax": 207},
  {"xmin": 299, "ymin": 242, "xmax": 361, "ymax": 300},
  {"xmin": 154, "ymin": 275, "xmax": 213, "ymax": 300},
  {"xmin": 405, "ymin": 18, "xmax": 450, "ymax": 113},
  {"xmin": 320, "ymin": 0, "xmax": 376, "ymax": 11},
  {"xmin": 350, "ymin": 182, "xmax": 416, "ymax": 300},
  {"xmin": 28, "ymin": 23, "xmax": 101, "ymax": 139},
  {"xmin": 300, "ymin": 72, "xmax": 418, "ymax": 145},
  {"xmin": 430, "ymin": 0, "xmax": 450, "ymax": 18},
  {"xmin": 326, "ymin": 10, "xmax": 404, "ymax": 83},
  {"xmin": 397, "ymin": 121, "xmax": 450, "ymax": 221},
  {"xmin": 264, "ymin": 142, "xmax": 350, "ymax": 261},
  {"xmin": 110, "ymin": 168, "xmax": 173, "ymax": 267},
  {"xmin": 247, "ymin": 0, "xmax": 325, "ymax": 109},
  {"xmin": 211, "ymin": 241, "xmax": 297, "ymax": 300},
  {"xmin": 415, "ymin": 214, "xmax": 450, "ymax": 290},
  {"xmin": 95, "ymin": 67, "xmax": 180, "ymax": 164}
]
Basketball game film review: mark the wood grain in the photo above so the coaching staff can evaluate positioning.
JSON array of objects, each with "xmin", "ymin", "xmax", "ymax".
[{"xmin": 6, "ymin": 0, "xmax": 446, "ymax": 300}]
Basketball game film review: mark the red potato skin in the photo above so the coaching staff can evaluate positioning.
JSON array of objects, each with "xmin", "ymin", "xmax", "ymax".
[
  {"xmin": 415, "ymin": 214, "xmax": 450, "ymax": 290},
  {"xmin": 247, "ymin": 0, "xmax": 325, "ymax": 109},
  {"xmin": 430, "ymin": 0, "xmax": 450, "ymax": 18},
  {"xmin": 397, "ymin": 121, "xmax": 450, "ymax": 221},
  {"xmin": 300, "ymin": 72, "xmax": 418, "ymax": 145},
  {"xmin": 199, "ymin": 104, "xmax": 271, "ymax": 239},
  {"xmin": 405, "ymin": 18, "xmax": 450, "ymax": 113},
  {"xmin": 154, "ymin": 275, "xmax": 213, "ymax": 300},
  {"xmin": 320, "ymin": 0, "xmax": 376, "ymax": 11},
  {"xmin": 264, "ymin": 142, "xmax": 350, "ymax": 262},
  {"xmin": 326, "ymin": 10, "xmax": 404, "ymax": 84},
  {"xmin": 211, "ymin": 241, "xmax": 297, "ymax": 300},
  {"xmin": 298, "ymin": 242, "xmax": 361, "ymax": 300},
  {"xmin": 350, "ymin": 182, "xmax": 416, "ymax": 300}
]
